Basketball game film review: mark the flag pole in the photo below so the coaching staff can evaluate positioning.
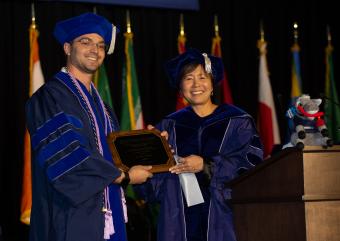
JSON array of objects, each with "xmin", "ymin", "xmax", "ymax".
[
  {"xmin": 178, "ymin": 13, "xmax": 186, "ymax": 52},
  {"xmin": 325, "ymin": 25, "xmax": 334, "ymax": 101},
  {"xmin": 326, "ymin": 25, "xmax": 333, "ymax": 67},
  {"xmin": 291, "ymin": 22, "xmax": 300, "ymax": 55},
  {"xmin": 260, "ymin": 20, "xmax": 265, "ymax": 42},
  {"xmin": 175, "ymin": 13, "xmax": 188, "ymax": 110},
  {"xmin": 211, "ymin": 14, "xmax": 233, "ymax": 104},
  {"xmin": 29, "ymin": 3, "xmax": 38, "ymax": 95},
  {"xmin": 126, "ymin": 10, "xmax": 131, "ymax": 33},
  {"xmin": 177, "ymin": 13, "xmax": 186, "ymax": 54},
  {"xmin": 290, "ymin": 21, "xmax": 302, "ymax": 103},
  {"xmin": 293, "ymin": 22, "xmax": 299, "ymax": 45},
  {"xmin": 327, "ymin": 25, "xmax": 332, "ymax": 46},
  {"xmin": 31, "ymin": 3, "xmax": 36, "ymax": 29},
  {"xmin": 257, "ymin": 21, "xmax": 266, "ymax": 51},
  {"xmin": 179, "ymin": 13, "xmax": 185, "ymax": 37},
  {"xmin": 214, "ymin": 14, "xmax": 219, "ymax": 37}
]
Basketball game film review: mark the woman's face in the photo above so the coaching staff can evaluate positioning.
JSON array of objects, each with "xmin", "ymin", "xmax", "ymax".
[{"xmin": 180, "ymin": 64, "xmax": 213, "ymax": 106}]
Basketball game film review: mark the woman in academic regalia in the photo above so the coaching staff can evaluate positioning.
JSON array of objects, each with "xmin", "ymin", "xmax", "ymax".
[{"xmin": 137, "ymin": 48, "xmax": 264, "ymax": 241}]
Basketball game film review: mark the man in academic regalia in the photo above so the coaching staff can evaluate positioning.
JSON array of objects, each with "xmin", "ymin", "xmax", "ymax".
[{"xmin": 26, "ymin": 12, "xmax": 152, "ymax": 241}]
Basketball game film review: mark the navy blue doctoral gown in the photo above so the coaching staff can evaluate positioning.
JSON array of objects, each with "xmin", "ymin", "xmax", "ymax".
[
  {"xmin": 137, "ymin": 104, "xmax": 263, "ymax": 241},
  {"xmin": 26, "ymin": 71, "xmax": 126, "ymax": 241}
]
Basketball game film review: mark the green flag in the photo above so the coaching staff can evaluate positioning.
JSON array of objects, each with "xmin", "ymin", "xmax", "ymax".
[
  {"xmin": 94, "ymin": 64, "xmax": 113, "ymax": 109},
  {"xmin": 325, "ymin": 44, "xmax": 340, "ymax": 143},
  {"xmin": 120, "ymin": 32, "xmax": 144, "ymax": 131},
  {"xmin": 120, "ymin": 31, "xmax": 145, "ymax": 200}
]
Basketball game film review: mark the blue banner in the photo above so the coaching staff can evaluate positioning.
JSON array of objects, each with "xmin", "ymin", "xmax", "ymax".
[{"xmin": 51, "ymin": 0, "xmax": 199, "ymax": 10}]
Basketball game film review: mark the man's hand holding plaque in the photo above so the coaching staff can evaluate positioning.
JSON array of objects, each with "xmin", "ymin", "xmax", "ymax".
[
  {"xmin": 107, "ymin": 128, "xmax": 175, "ymax": 173},
  {"xmin": 114, "ymin": 165, "xmax": 153, "ymax": 187}
]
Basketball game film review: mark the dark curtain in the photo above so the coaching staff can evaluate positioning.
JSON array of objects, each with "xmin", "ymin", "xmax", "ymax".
[{"xmin": 0, "ymin": 1, "xmax": 339, "ymax": 241}]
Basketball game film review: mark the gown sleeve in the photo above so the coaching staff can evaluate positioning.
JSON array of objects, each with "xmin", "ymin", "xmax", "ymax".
[{"xmin": 211, "ymin": 116, "xmax": 263, "ymax": 187}]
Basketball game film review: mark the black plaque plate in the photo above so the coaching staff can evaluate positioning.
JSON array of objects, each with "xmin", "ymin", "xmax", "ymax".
[{"xmin": 107, "ymin": 129, "xmax": 175, "ymax": 173}]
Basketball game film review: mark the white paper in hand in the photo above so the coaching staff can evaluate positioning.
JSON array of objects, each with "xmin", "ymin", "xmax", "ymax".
[{"xmin": 174, "ymin": 155, "xmax": 204, "ymax": 207}]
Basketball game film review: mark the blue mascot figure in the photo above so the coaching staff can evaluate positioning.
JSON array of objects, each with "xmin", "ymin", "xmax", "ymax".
[{"xmin": 285, "ymin": 94, "xmax": 333, "ymax": 149}]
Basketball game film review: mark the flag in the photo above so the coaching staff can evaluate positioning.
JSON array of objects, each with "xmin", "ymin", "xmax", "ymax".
[
  {"xmin": 290, "ymin": 42, "xmax": 302, "ymax": 101},
  {"xmin": 285, "ymin": 40, "xmax": 303, "ymax": 142},
  {"xmin": 178, "ymin": 32, "xmax": 186, "ymax": 55},
  {"xmin": 325, "ymin": 43, "xmax": 340, "ymax": 143},
  {"xmin": 120, "ymin": 30, "xmax": 145, "ymax": 201},
  {"xmin": 211, "ymin": 34, "xmax": 233, "ymax": 104},
  {"xmin": 120, "ymin": 32, "xmax": 144, "ymax": 130},
  {"xmin": 175, "ymin": 15, "xmax": 189, "ymax": 110},
  {"xmin": 257, "ymin": 40, "xmax": 280, "ymax": 158},
  {"xmin": 93, "ymin": 64, "xmax": 113, "ymax": 109},
  {"xmin": 20, "ymin": 20, "xmax": 45, "ymax": 225}
]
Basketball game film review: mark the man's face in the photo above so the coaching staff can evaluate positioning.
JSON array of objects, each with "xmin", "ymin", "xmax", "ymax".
[{"xmin": 67, "ymin": 33, "xmax": 106, "ymax": 74}]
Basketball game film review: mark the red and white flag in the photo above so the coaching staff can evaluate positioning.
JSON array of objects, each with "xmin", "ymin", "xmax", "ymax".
[{"xmin": 257, "ymin": 40, "xmax": 280, "ymax": 158}]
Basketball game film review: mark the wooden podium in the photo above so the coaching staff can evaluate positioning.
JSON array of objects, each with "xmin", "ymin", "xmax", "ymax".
[{"xmin": 228, "ymin": 145, "xmax": 340, "ymax": 241}]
